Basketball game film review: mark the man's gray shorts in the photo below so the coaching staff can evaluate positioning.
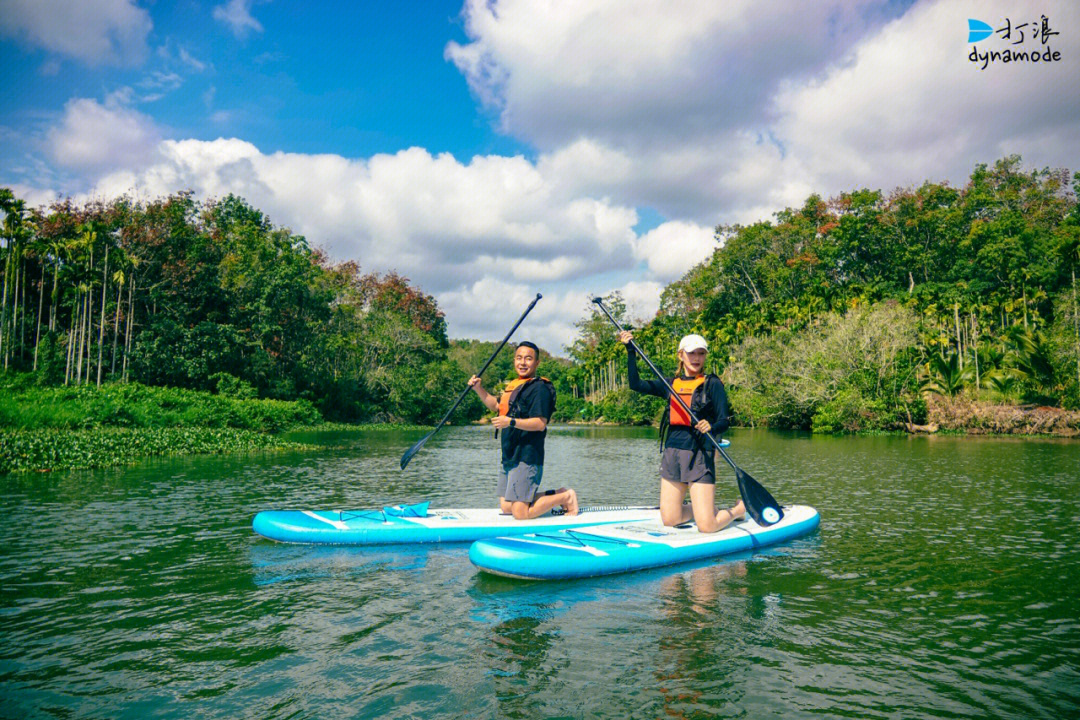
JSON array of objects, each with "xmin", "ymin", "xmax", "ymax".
[{"xmin": 497, "ymin": 462, "xmax": 544, "ymax": 504}]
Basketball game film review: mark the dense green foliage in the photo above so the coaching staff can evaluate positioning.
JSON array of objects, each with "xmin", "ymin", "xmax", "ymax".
[
  {"xmin": 0, "ymin": 190, "xmax": 459, "ymax": 424},
  {"xmin": 0, "ymin": 374, "xmax": 434, "ymax": 472},
  {"xmin": 0, "ymin": 373, "xmax": 324, "ymax": 473},
  {"xmin": 568, "ymin": 157, "xmax": 1080, "ymax": 431},
  {"xmin": 0, "ymin": 373, "xmax": 322, "ymax": 432},
  {"xmin": 724, "ymin": 303, "xmax": 924, "ymax": 432},
  {"xmin": 0, "ymin": 426, "xmax": 304, "ymax": 474}
]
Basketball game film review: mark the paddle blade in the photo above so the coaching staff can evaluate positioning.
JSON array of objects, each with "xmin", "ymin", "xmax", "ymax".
[
  {"xmin": 399, "ymin": 429, "xmax": 436, "ymax": 470},
  {"xmin": 735, "ymin": 466, "xmax": 784, "ymax": 526}
]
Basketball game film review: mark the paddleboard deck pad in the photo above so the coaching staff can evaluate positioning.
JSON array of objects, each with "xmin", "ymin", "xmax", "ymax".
[
  {"xmin": 469, "ymin": 504, "xmax": 819, "ymax": 580},
  {"xmin": 252, "ymin": 502, "xmax": 659, "ymax": 545}
]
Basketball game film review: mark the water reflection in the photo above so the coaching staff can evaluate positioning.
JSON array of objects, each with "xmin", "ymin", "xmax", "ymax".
[
  {"xmin": 484, "ymin": 614, "xmax": 559, "ymax": 718},
  {"xmin": 249, "ymin": 544, "xmax": 436, "ymax": 586},
  {"xmin": 650, "ymin": 562, "xmax": 747, "ymax": 717},
  {"xmin": 659, "ymin": 562, "xmax": 750, "ymax": 621}
]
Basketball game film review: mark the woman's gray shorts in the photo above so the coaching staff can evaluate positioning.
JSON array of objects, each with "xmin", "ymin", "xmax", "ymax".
[
  {"xmin": 660, "ymin": 446, "xmax": 715, "ymax": 485},
  {"xmin": 497, "ymin": 462, "xmax": 544, "ymax": 503}
]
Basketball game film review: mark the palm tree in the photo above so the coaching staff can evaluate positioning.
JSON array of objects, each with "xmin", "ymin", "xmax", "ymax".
[
  {"xmin": 1059, "ymin": 229, "xmax": 1080, "ymax": 387},
  {"xmin": 111, "ymin": 267, "xmax": 125, "ymax": 376},
  {"xmin": 1, "ymin": 194, "xmax": 30, "ymax": 368},
  {"xmin": 46, "ymin": 235, "xmax": 65, "ymax": 332},
  {"xmin": 122, "ymin": 253, "xmax": 142, "ymax": 382},
  {"xmin": 63, "ymin": 228, "xmax": 94, "ymax": 385},
  {"xmin": 921, "ymin": 352, "xmax": 971, "ymax": 397},
  {"xmin": 96, "ymin": 243, "xmax": 110, "ymax": 386},
  {"xmin": 29, "ymin": 232, "xmax": 50, "ymax": 371},
  {"xmin": 1005, "ymin": 326, "xmax": 1057, "ymax": 401},
  {"xmin": 983, "ymin": 368, "xmax": 1024, "ymax": 401},
  {"xmin": 977, "ymin": 344, "xmax": 1006, "ymax": 375}
]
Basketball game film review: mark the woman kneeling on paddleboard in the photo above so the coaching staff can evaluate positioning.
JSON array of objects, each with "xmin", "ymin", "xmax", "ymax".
[
  {"xmin": 468, "ymin": 341, "xmax": 579, "ymax": 520},
  {"xmin": 620, "ymin": 331, "xmax": 744, "ymax": 532}
]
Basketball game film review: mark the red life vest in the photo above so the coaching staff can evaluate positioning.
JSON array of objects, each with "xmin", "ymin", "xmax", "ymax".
[{"xmin": 669, "ymin": 375, "xmax": 707, "ymax": 426}]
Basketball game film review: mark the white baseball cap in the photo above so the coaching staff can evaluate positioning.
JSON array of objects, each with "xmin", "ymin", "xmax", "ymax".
[{"xmin": 678, "ymin": 334, "xmax": 708, "ymax": 352}]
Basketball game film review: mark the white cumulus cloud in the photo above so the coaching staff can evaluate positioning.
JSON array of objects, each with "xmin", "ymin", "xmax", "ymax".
[
  {"xmin": 84, "ymin": 137, "xmax": 642, "ymax": 299},
  {"xmin": 0, "ymin": 0, "xmax": 152, "ymax": 66},
  {"xmin": 617, "ymin": 280, "xmax": 666, "ymax": 325},
  {"xmin": 435, "ymin": 279, "xmax": 662, "ymax": 353},
  {"xmin": 447, "ymin": 0, "xmax": 1080, "ymax": 225},
  {"xmin": 772, "ymin": 0, "xmax": 1080, "ymax": 198},
  {"xmin": 633, "ymin": 221, "xmax": 716, "ymax": 282},
  {"xmin": 47, "ymin": 96, "xmax": 162, "ymax": 173},
  {"xmin": 437, "ymin": 278, "xmax": 585, "ymax": 353},
  {"xmin": 447, "ymin": 0, "xmax": 886, "ymax": 150}
]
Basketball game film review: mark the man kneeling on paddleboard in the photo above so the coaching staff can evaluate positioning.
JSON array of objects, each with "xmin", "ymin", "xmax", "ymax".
[{"xmin": 468, "ymin": 341, "xmax": 579, "ymax": 519}]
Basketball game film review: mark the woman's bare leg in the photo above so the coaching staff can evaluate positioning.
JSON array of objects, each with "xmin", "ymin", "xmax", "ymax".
[
  {"xmin": 660, "ymin": 478, "xmax": 692, "ymax": 526},
  {"xmin": 689, "ymin": 483, "xmax": 744, "ymax": 533}
]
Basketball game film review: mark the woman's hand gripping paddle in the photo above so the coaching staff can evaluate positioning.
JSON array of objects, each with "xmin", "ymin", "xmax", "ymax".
[
  {"xmin": 591, "ymin": 297, "xmax": 784, "ymax": 526},
  {"xmin": 400, "ymin": 294, "xmax": 542, "ymax": 470}
]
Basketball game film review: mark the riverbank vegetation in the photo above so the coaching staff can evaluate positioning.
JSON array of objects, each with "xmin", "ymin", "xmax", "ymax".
[
  {"xmin": 566, "ymin": 157, "xmax": 1080, "ymax": 435},
  {"xmin": 0, "ymin": 187, "xmax": 539, "ymax": 471},
  {"xmin": 0, "ymin": 426, "xmax": 305, "ymax": 474},
  {"xmin": 0, "ymin": 189, "xmax": 466, "ymax": 425},
  {"xmin": 0, "ymin": 372, "xmax": 323, "ymax": 472},
  {"xmin": 2, "ymin": 155, "xmax": 1079, "ymax": 466},
  {"xmin": 1, "ymin": 373, "xmax": 321, "ymax": 432}
]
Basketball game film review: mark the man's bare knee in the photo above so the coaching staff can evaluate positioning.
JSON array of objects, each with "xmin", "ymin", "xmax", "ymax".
[{"xmin": 511, "ymin": 503, "xmax": 531, "ymax": 520}]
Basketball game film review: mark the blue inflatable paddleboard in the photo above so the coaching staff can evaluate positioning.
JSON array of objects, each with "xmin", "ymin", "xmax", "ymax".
[
  {"xmin": 469, "ymin": 504, "xmax": 819, "ymax": 580},
  {"xmin": 252, "ymin": 502, "xmax": 658, "ymax": 545}
]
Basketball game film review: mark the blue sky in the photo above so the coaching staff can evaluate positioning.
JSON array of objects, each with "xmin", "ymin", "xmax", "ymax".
[
  {"xmin": 2, "ymin": 0, "xmax": 1078, "ymax": 352},
  {"xmin": 2, "ymin": 2, "xmax": 528, "ymax": 167}
]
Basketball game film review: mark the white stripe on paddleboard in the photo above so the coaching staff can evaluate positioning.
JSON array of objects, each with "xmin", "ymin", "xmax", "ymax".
[
  {"xmin": 512, "ymin": 536, "xmax": 632, "ymax": 557},
  {"xmin": 301, "ymin": 510, "xmax": 350, "ymax": 530}
]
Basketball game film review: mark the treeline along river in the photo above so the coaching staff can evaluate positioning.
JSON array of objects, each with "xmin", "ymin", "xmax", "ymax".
[
  {"xmin": 2, "ymin": 426, "xmax": 1077, "ymax": 719},
  {"xmin": 5, "ymin": 154, "xmax": 1080, "ymax": 439}
]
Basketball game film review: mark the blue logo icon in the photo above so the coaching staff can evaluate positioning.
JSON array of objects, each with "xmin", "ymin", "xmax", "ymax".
[
  {"xmin": 762, "ymin": 507, "xmax": 780, "ymax": 524},
  {"xmin": 968, "ymin": 19, "xmax": 993, "ymax": 43}
]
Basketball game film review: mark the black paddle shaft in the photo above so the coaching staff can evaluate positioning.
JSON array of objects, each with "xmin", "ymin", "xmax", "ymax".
[
  {"xmin": 400, "ymin": 293, "xmax": 542, "ymax": 470},
  {"xmin": 590, "ymin": 297, "xmax": 784, "ymax": 525}
]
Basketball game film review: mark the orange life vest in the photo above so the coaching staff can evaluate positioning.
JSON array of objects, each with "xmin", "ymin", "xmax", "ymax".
[
  {"xmin": 669, "ymin": 375, "xmax": 707, "ymax": 426},
  {"xmin": 497, "ymin": 376, "xmax": 551, "ymax": 417}
]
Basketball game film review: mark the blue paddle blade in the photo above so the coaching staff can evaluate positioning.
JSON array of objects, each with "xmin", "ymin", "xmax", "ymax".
[{"xmin": 736, "ymin": 467, "xmax": 784, "ymax": 526}]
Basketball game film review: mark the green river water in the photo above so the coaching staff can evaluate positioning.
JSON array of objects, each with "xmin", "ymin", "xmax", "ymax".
[{"xmin": 1, "ymin": 426, "xmax": 1078, "ymax": 719}]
